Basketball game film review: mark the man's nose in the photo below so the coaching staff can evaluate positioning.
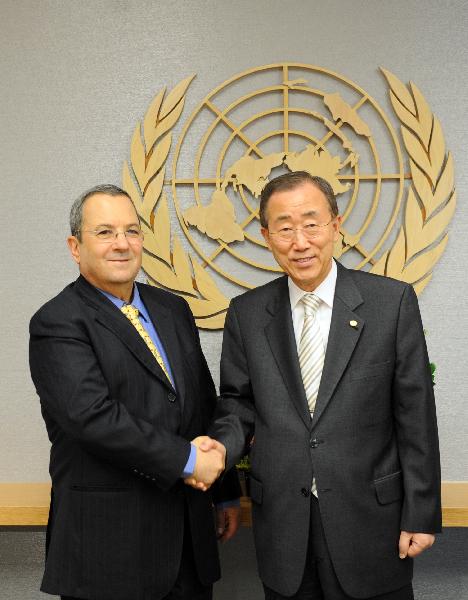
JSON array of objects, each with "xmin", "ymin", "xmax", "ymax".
[
  {"xmin": 112, "ymin": 232, "xmax": 131, "ymax": 249},
  {"xmin": 291, "ymin": 228, "xmax": 311, "ymax": 249}
]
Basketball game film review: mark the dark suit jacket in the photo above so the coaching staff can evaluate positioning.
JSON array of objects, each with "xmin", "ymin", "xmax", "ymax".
[
  {"xmin": 29, "ymin": 276, "xmax": 239, "ymax": 600},
  {"xmin": 211, "ymin": 262, "xmax": 441, "ymax": 598}
]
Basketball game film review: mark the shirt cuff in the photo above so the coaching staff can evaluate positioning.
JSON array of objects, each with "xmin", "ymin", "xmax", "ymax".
[{"xmin": 181, "ymin": 443, "xmax": 197, "ymax": 478}]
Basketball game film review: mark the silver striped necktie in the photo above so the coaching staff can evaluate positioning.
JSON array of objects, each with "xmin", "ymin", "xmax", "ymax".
[
  {"xmin": 298, "ymin": 293, "xmax": 325, "ymax": 417},
  {"xmin": 298, "ymin": 293, "xmax": 324, "ymax": 497}
]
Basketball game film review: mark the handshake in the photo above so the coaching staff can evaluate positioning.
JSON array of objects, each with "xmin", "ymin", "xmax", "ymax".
[{"xmin": 184, "ymin": 436, "xmax": 226, "ymax": 491}]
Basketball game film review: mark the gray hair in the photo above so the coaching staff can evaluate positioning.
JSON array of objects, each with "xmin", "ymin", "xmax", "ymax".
[
  {"xmin": 259, "ymin": 171, "xmax": 338, "ymax": 228},
  {"xmin": 70, "ymin": 184, "xmax": 137, "ymax": 241}
]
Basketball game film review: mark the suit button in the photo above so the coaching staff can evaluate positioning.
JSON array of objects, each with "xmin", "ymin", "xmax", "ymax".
[
  {"xmin": 301, "ymin": 488, "xmax": 310, "ymax": 497},
  {"xmin": 168, "ymin": 393, "xmax": 176, "ymax": 402},
  {"xmin": 310, "ymin": 438, "xmax": 318, "ymax": 448}
]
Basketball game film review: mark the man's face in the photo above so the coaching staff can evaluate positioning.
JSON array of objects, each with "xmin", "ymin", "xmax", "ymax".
[
  {"xmin": 67, "ymin": 193, "xmax": 142, "ymax": 300},
  {"xmin": 261, "ymin": 182, "xmax": 341, "ymax": 291}
]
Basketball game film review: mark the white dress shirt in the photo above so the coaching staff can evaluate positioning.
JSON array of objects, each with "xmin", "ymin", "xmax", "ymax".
[{"xmin": 288, "ymin": 259, "xmax": 337, "ymax": 352}]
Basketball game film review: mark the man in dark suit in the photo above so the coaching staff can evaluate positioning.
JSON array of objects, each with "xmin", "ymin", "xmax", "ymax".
[
  {"xmin": 190, "ymin": 172, "xmax": 441, "ymax": 599},
  {"xmin": 29, "ymin": 184, "xmax": 240, "ymax": 600}
]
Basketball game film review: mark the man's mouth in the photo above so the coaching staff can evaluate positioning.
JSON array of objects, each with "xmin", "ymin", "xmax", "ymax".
[{"xmin": 294, "ymin": 256, "xmax": 315, "ymax": 264}]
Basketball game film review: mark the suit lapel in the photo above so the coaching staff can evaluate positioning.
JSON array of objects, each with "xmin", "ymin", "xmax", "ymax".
[
  {"xmin": 138, "ymin": 283, "xmax": 185, "ymax": 402},
  {"xmin": 311, "ymin": 263, "xmax": 364, "ymax": 430},
  {"xmin": 75, "ymin": 277, "xmax": 175, "ymax": 391},
  {"xmin": 265, "ymin": 277, "xmax": 312, "ymax": 429}
]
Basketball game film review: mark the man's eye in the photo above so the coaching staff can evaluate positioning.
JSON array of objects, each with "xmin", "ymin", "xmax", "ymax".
[
  {"xmin": 95, "ymin": 229, "xmax": 113, "ymax": 238},
  {"xmin": 279, "ymin": 227, "xmax": 293, "ymax": 234},
  {"xmin": 303, "ymin": 223, "xmax": 318, "ymax": 231},
  {"xmin": 126, "ymin": 228, "xmax": 141, "ymax": 237}
]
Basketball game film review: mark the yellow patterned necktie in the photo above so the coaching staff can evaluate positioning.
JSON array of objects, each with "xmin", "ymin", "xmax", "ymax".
[{"xmin": 121, "ymin": 304, "xmax": 172, "ymax": 383}]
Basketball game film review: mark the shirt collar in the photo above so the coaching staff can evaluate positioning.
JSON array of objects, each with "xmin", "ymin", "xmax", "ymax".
[
  {"xmin": 288, "ymin": 259, "xmax": 337, "ymax": 310},
  {"xmin": 98, "ymin": 284, "xmax": 150, "ymax": 322}
]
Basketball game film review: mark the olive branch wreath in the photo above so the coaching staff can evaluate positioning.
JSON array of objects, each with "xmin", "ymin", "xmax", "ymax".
[
  {"xmin": 123, "ymin": 69, "xmax": 455, "ymax": 329},
  {"xmin": 370, "ymin": 69, "xmax": 456, "ymax": 294},
  {"xmin": 121, "ymin": 75, "xmax": 229, "ymax": 329}
]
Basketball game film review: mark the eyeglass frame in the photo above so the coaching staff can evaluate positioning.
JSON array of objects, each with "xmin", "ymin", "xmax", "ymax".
[
  {"xmin": 79, "ymin": 227, "xmax": 145, "ymax": 243},
  {"xmin": 267, "ymin": 218, "xmax": 336, "ymax": 242}
]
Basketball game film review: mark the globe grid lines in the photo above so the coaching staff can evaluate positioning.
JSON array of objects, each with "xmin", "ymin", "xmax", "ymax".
[{"xmin": 171, "ymin": 63, "xmax": 405, "ymax": 290}]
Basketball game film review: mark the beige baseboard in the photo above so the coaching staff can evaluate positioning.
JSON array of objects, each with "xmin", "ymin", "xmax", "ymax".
[{"xmin": 0, "ymin": 481, "xmax": 467, "ymax": 527}]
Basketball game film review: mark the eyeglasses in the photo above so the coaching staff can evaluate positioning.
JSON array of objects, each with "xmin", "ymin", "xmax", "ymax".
[
  {"xmin": 268, "ymin": 219, "xmax": 334, "ymax": 242},
  {"xmin": 80, "ymin": 228, "xmax": 144, "ymax": 243}
]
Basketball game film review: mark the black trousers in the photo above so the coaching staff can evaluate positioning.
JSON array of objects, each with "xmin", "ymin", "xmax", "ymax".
[
  {"xmin": 162, "ymin": 519, "xmax": 213, "ymax": 600},
  {"xmin": 263, "ymin": 496, "xmax": 413, "ymax": 600},
  {"xmin": 61, "ymin": 515, "xmax": 212, "ymax": 600}
]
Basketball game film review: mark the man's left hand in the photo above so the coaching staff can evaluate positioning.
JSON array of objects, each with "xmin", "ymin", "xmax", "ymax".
[
  {"xmin": 399, "ymin": 531, "xmax": 435, "ymax": 558},
  {"xmin": 216, "ymin": 505, "xmax": 241, "ymax": 543}
]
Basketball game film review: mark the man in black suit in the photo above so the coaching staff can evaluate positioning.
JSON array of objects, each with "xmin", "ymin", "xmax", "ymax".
[
  {"xmin": 29, "ymin": 184, "xmax": 240, "ymax": 600},
  {"xmin": 190, "ymin": 172, "xmax": 441, "ymax": 599}
]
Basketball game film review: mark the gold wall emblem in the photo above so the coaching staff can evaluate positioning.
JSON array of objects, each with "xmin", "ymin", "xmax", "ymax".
[{"xmin": 122, "ymin": 63, "xmax": 456, "ymax": 329}]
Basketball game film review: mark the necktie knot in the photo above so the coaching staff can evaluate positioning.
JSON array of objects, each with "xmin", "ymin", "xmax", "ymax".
[
  {"xmin": 121, "ymin": 304, "xmax": 139, "ymax": 319},
  {"xmin": 302, "ymin": 293, "xmax": 320, "ymax": 316}
]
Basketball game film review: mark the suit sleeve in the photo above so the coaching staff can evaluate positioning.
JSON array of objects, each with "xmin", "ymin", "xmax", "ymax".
[
  {"xmin": 29, "ymin": 308, "xmax": 191, "ymax": 492},
  {"xmin": 209, "ymin": 301, "xmax": 256, "ymax": 470},
  {"xmin": 182, "ymin": 300, "xmax": 241, "ymax": 502},
  {"xmin": 393, "ymin": 284, "xmax": 442, "ymax": 533}
]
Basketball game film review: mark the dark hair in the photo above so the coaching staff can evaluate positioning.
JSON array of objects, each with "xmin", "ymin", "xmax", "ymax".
[
  {"xmin": 70, "ymin": 184, "xmax": 137, "ymax": 241},
  {"xmin": 259, "ymin": 171, "xmax": 338, "ymax": 228}
]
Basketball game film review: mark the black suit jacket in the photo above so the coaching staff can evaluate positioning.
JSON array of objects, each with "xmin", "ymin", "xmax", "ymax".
[
  {"xmin": 29, "ymin": 276, "xmax": 239, "ymax": 600},
  {"xmin": 211, "ymin": 263, "xmax": 441, "ymax": 598}
]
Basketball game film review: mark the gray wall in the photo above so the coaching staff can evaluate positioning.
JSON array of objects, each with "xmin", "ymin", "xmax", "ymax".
[
  {"xmin": 1, "ymin": 1, "xmax": 467, "ymax": 598},
  {"xmin": 1, "ymin": 0, "xmax": 467, "ymax": 483}
]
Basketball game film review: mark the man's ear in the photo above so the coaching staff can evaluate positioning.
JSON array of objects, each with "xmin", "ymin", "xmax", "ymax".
[
  {"xmin": 261, "ymin": 227, "xmax": 272, "ymax": 251},
  {"xmin": 67, "ymin": 236, "xmax": 81, "ymax": 265},
  {"xmin": 332, "ymin": 215, "xmax": 342, "ymax": 242}
]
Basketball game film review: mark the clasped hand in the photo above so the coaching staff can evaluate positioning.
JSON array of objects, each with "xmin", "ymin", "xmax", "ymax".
[{"xmin": 184, "ymin": 436, "xmax": 226, "ymax": 491}]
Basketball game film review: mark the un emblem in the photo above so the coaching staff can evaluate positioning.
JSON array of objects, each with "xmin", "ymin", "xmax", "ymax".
[{"xmin": 122, "ymin": 63, "xmax": 456, "ymax": 329}]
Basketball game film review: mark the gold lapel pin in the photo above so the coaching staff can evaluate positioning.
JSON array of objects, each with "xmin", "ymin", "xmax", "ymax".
[{"xmin": 349, "ymin": 320, "xmax": 358, "ymax": 328}]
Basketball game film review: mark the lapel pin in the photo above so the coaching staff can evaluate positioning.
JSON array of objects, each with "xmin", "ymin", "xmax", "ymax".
[{"xmin": 349, "ymin": 320, "xmax": 358, "ymax": 328}]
